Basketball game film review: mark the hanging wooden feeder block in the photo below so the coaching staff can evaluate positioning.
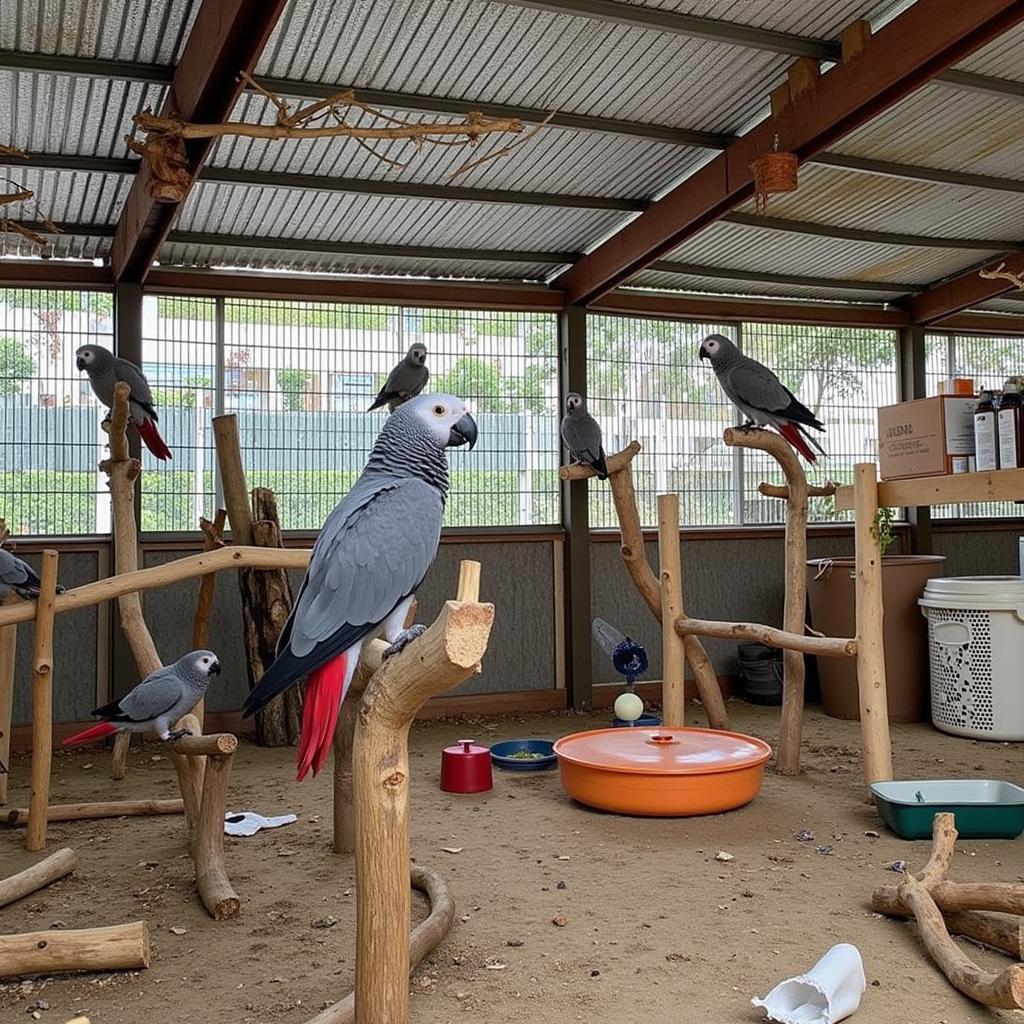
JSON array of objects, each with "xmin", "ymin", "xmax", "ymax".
[{"xmin": 750, "ymin": 150, "xmax": 798, "ymax": 212}]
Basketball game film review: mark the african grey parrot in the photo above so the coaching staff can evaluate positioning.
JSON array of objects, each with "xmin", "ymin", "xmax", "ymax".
[
  {"xmin": 0, "ymin": 548, "xmax": 65, "ymax": 600},
  {"xmin": 62, "ymin": 650, "xmax": 222, "ymax": 747},
  {"xmin": 75, "ymin": 344, "xmax": 172, "ymax": 460},
  {"xmin": 368, "ymin": 343, "xmax": 429, "ymax": 412},
  {"xmin": 243, "ymin": 393, "xmax": 478, "ymax": 780},
  {"xmin": 561, "ymin": 392, "xmax": 608, "ymax": 479},
  {"xmin": 699, "ymin": 333, "xmax": 826, "ymax": 463}
]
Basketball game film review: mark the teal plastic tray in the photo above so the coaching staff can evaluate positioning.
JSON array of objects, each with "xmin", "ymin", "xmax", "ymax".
[{"xmin": 870, "ymin": 780, "xmax": 1024, "ymax": 840}]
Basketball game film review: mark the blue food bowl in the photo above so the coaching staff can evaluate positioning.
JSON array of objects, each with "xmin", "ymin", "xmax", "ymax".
[
  {"xmin": 490, "ymin": 739, "xmax": 557, "ymax": 771},
  {"xmin": 612, "ymin": 713, "xmax": 662, "ymax": 728}
]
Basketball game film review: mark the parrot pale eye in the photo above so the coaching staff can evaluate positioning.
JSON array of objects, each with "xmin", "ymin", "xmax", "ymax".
[{"xmin": 433, "ymin": 404, "xmax": 446, "ymax": 416}]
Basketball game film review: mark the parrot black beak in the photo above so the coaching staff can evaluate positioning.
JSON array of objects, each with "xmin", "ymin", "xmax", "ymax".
[
  {"xmin": 698, "ymin": 345, "xmax": 708, "ymax": 361},
  {"xmin": 76, "ymin": 356, "xmax": 86, "ymax": 370},
  {"xmin": 209, "ymin": 660, "xmax": 222, "ymax": 677},
  {"xmin": 448, "ymin": 412, "xmax": 478, "ymax": 450}
]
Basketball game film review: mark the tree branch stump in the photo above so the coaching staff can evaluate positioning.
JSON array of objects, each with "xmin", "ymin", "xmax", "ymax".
[
  {"xmin": 213, "ymin": 416, "xmax": 301, "ymax": 746},
  {"xmin": 0, "ymin": 921, "xmax": 149, "ymax": 979},
  {"xmin": 353, "ymin": 563, "xmax": 493, "ymax": 1024}
]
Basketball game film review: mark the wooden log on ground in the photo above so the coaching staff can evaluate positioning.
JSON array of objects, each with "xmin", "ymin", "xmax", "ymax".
[
  {"xmin": 871, "ymin": 896, "xmax": 1024, "ymax": 957},
  {"xmin": 305, "ymin": 865, "xmax": 456, "ymax": 1024},
  {"xmin": 657, "ymin": 495, "xmax": 686, "ymax": 728},
  {"xmin": 676, "ymin": 617, "xmax": 856, "ymax": 657},
  {"xmin": 194, "ymin": 749, "xmax": 240, "ymax": 920},
  {"xmin": 0, "ymin": 546, "xmax": 312, "ymax": 629},
  {"xmin": 853, "ymin": 462, "xmax": 893, "ymax": 784},
  {"xmin": 4, "ymin": 799, "xmax": 184, "ymax": 826},
  {"xmin": 0, "ymin": 592, "xmax": 18, "ymax": 804},
  {"xmin": 898, "ymin": 876, "xmax": 1024, "ymax": 1008},
  {"xmin": 0, "ymin": 921, "xmax": 150, "ymax": 979},
  {"xmin": 214, "ymin": 417, "xmax": 300, "ymax": 747},
  {"xmin": 103, "ymin": 383, "xmax": 162, "ymax": 782},
  {"xmin": 27, "ymin": 550, "xmax": 59, "ymax": 852},
  {"xmin": 725, "ymin": 426, "xmax": 811, "ymax": 774},
  {"xmin": 0, "ymin": 847, "xmax": 77, "ymax": 908},
  {"xmin": 875, "ymin": 880, "xmax": 1024, "ymax": 916},
  {"xmin": 354, "ymin": 563, "xmax": 494, "ymax": 1024},
  {"xmin": 191, "ymin": 508, "xmax": 227, "ymax": 729}
]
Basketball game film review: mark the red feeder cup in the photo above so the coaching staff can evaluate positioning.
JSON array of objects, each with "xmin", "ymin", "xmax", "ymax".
[{"xmin": 440, "ymin": 739, "xmax": 493, "ymax": 794}]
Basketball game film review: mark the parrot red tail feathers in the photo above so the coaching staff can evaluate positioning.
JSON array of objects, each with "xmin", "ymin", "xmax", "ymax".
[
  {"xmin": 296, "ymin": 653, "xmax": 348, "ymax": 781},
  {"xmin": 778, "ymin": 422, "xmax": 818, "ymax": 463},
  {"xmin": 137, "ymin": 418, "xmax": 172, "ymax": 461},
  {"xmin": 62, "ymin": 721, "xmax": 118, "ymax": 747}
]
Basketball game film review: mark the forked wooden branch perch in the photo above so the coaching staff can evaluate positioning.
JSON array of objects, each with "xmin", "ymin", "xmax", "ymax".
[
  {"xmin": 353, "ymin": 563, "xmax": 493, "ymax": 1024},
  {"xmin": 874, "ymin": 813, "xmax": 1024, "ymax": 1009},
  {"xmin": 724, "ymin": 425, "xmax": 821, "ymax": 775}
]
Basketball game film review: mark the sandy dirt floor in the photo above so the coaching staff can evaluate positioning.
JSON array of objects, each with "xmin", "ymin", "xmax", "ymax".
[{"xmin": 1, "ymin": 701, "xmax": 1022, "ymax": 1024}]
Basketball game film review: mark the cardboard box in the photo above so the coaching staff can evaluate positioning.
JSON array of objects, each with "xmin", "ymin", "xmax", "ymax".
[{"xmin": 877, "ymin": 396, "xmax": 978, "ymax": 480}]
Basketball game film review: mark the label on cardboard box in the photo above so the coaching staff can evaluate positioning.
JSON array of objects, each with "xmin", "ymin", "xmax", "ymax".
[{"xmin": 877, "ymin": 396, "xmax": 978, "ymax": 480}]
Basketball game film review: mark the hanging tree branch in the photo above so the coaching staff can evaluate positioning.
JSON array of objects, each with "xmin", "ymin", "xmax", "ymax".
[
  {"xmin": 127, "ymin": 74, "xmax": 528, "ymax": 199},
  {"xmin": 0, "ymin": 169, "xmax": 62, "ymax": 248}
]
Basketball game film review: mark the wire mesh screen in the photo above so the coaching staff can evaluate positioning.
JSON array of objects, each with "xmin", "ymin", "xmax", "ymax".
[
  {"xmin": 587, "ymin": 315, "xmax": 898, "ymax": 526},
  {"xmin": 140, "ymin": 296, "xmax": 218, "ymax": 531},
  {"xmin": 0, "ymin": 288, "xmax": 114, "ymax": 535},
  {"xmin": 742, "ymin": 324, "xmax": 898, "ymax": 524},
  {"xmin": 586, "ymin": 314, "xmax": 736, "ymax": 526},
  {"xmin": 926, "ymin": 330, "xmax": 1024, "ymax": 518},
  {"xmin": 220, "ymin": 300, "xmax": 559, "ymax": 530}
]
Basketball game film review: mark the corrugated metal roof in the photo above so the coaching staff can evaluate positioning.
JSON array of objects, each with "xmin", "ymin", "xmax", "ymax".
[
  {"xmin": 662, "ymin": 219, "xmax": 1000, "ymax": 286},
  {"xmin": 0, "ymin": 232, "xmax": 107, "ymax": 262},
  {"xmin": 624, "ymin": 271, "xmax": 904, "ymax": 303},
  {"xmin": 209, "ymin": 93, "xmax": 705, "ymax": 200},
  {"xmin": 954, "ymin": 20, "xmax": 1024, "ymax": 82},
  {"xmin": 616, "ymin": 0, "xmax": 875, "ymax": 36},
  {"xmin": 974, "ymin": 295, "xmax": 1024, "ymax": 314},
  {"xmin": 1, "ymin": 0, "xmax": 198, "ymax": 62},
  {"xmin": 0, "ymin": 70, "xmax": 164, "ymax": 159},
  {"xmin": 735, "ymin": 163, "xmax": 1024, "ymax": 242},
  {"xmin": 825, "ymin": 82, "xmax": 1024, "ymax": 181},
  {"xmin": 158, "ymin": 240, "xmax": 563, "ymax": 281},
  {"xmin": 4, "ymin": 167, "xmax": 130, "ymax": 225},
  {"xmin": 177, "ymin": 179, "xmax": 624, "ymax": 253},
  {"xmin": 256, "ymin": 0, "xmax": 789, "ymax": 134}
]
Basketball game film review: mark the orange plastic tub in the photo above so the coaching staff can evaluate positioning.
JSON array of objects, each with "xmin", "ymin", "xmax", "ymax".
[{"xmin": 553, "ymin": 727, "xmax": 772, "ymax": 817}]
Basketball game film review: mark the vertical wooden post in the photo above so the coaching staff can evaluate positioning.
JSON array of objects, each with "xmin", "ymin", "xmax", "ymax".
[
  {"xmin": 353, "ymin": 565, "xmax": 493, "ymax": 1024},
  {"xmin": 558, "ymin": 306, "xmax": 593, "ymax": 712},
  {"xmin": 657, "ymin": 495, "xmax": 686, "ymax": 728},
  {"xmin": 900, "ymin": 325, "xmax": 933, "ymax": 554},
  {"xmin": 0, "ymin": 594, "xmax": 18, "ymax": 805},
  {"xmin": 853, "ymin": 462, "xmax": 893, "ymax": 784},
  {"xmin": 191, "ymin": 508, "xmax": 228, "ymax": 730},
  {"xmin": 26, "ymin": 550, "xmax": 59, "ymax": 852},
  {"xmin": 777, "ymin": 464, "xmax": 809, "ymax": 776}
]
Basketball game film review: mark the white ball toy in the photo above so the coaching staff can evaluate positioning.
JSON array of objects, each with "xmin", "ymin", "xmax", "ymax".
[{"xmin": 614, "ymin": 692, "xmax": 644, "ymax": 722}]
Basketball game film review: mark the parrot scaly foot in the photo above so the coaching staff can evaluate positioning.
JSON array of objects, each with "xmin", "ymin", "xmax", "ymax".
[
  {"xmin": 383, "ymin": 624, "xmax": 427, "ymax": 660},
  {"xmin": 164, "ymin": 727, "xmax": 193, "ymax": 741}
]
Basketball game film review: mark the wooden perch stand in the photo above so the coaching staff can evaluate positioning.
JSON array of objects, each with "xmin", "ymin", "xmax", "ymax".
[
  {"xmin": 0, "ymin": 921, "xmax": 149, "ymax": 979},
  {"xmin": 350, "ymin": 561, "xmax": 493, "ymax": 1024},
  {"xmin": 873, "ymin": 813, "xmax": 1024, "ymax": 1009}
]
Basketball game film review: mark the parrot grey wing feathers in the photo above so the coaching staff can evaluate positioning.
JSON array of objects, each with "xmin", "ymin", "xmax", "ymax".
[
  {"xmin": 288, "ymin": 478, "xmax": 443, "ymax": 659},
  {"xmin": 0, "ymin": 550, "xmax": 30, "ymax": 587},
  {"xmin": 724, "ymin": 364, "xmax": 793, "ymax": 414},
  {"xmin": 114, "ymin": 359, "xmax": 157, "ymax": 414},
  {"xmin": 100, "ymin": 671, "xmax": 183, "ymax": 722}
]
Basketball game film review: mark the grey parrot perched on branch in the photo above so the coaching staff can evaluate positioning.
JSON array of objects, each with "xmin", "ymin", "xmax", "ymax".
[
  {"xmin": 561, "ymin": 392, "xmax": 609, "ymax": 479},
  {"xmin": 62, "ymin": 650, "xmax": 222, "ymax": 747},
  {"xmin": 368, "ymin": 343, "xmax": 429, "ymax": 412},
  {"xmin": 0, "ymin": 548, "xmax": 65, "ymax": 600},
  {"xmin": 243, "ymin": 393, "xmax": 478, "ymax": 780},
  {"xmin": 698, "ymin": 333, "xmax": 826, "ymax": 463},
  {"xmin": 75, "ymin": 344, "xmax": 172, "ymax": 460}
]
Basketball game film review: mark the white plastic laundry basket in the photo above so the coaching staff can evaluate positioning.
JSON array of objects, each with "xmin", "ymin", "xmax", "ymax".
[{"xmin": 920, "ymin": 576, "xmax": 1024, "ymax": 741}]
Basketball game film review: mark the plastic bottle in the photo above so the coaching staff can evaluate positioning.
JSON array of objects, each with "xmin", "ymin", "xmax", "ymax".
[
  {"xmin": 998, "ymin": 380, "xmax": 1023, "ymax": 469},
  {"xmin": 974, "ymin": 389, "xmax": 999, "ymax": 471}
]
